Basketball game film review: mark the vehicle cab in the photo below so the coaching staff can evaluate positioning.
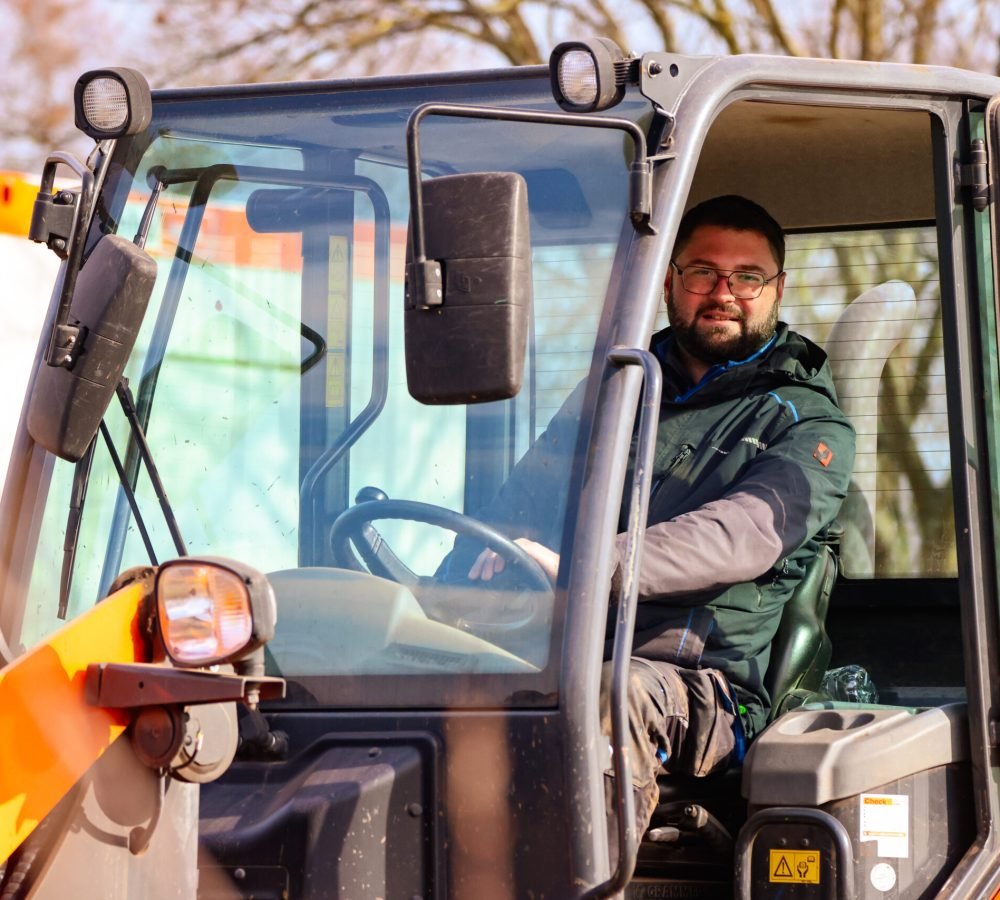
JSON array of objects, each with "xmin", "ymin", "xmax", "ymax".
[{"xmin": 4, "ymin": 42, "xmax": 1000, "ymax": 899}]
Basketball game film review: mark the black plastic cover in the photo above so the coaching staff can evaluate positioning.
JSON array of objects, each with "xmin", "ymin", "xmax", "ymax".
[
  {"xmin": 200, "ymin": 735, "xmax": 435, "ymax": 898},
  {"xmin": 405, "ymin": 171, "xmax": 532, "ymax": 405},
  {"xmin": 245, "ymin": 187, "xmax": 336, "ymax": 233},
  {"xmin": 27, "ymin": 234, "xmax": 156, "ymax": 461}
]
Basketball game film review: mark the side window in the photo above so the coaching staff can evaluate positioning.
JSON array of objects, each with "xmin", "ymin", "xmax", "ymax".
[{"xmin": 781, "ymin": 227, "xmax": 952, "ymax": 579}]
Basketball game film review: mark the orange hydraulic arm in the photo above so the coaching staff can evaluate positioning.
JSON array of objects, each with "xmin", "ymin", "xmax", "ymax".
[{"xmin": 0, "ymin": 582, "xmax": 148, "ymax": 861}]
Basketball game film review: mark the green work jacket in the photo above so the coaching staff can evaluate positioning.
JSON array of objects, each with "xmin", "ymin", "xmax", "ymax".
[{"xmin": 612, "ymin": 324, "xmax": 855, "ymax": 735}]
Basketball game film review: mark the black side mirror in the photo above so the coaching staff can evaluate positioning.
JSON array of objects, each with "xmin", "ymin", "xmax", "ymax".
[
  {"xmin": 405, "ymin": 171, "xmax": 532, "ymax": 404},
  {"xmin": 28, "ymin": 234, "xmax": 156, "ymax": 461}
]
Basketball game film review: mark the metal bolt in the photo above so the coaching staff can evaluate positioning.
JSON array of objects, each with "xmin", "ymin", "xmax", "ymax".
[
  {"xmin": 800, "ymin": 838, "xmax": 810, "ymax": 848},
  {"xmin": 648, "ymin": 61, "xmax": 662, "ymax": 76},
  {"xmin": 407, "ymin": 803, "xmax": 423, "ymax": 817},
  {"xmin": 52, "ymin": 239, "xmax": 66, "ymax": 252},
  {"xmin": 778, "ymin": 837, "xmax": 787, "ymax": 847},
  {"xmin": 233, "ymin": 868, "xmax": 246, "ymax": 880},
  {"xmin": 368, "ymin": 747, "xmax": 381, "ymax": 758}
]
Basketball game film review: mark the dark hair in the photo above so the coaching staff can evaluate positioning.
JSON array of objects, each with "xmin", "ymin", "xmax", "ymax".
[{"xmin": 674, "ymin": 195, "xmax": 785, "ymax": 271}]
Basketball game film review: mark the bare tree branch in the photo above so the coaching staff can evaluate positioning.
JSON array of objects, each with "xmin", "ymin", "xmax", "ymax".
[
  {"xmin": 636, "ymin": 0, "xmax": 678, "ymax": 52},
  {"xmin": 856, "ymin": 0, "xmax": 886, "ymax": 60},
  {"xmin": 748, "ymin": 0, "xmax": 805, "ymax": 56},
  {"xmin": 829, "ymin": 0, "xmax": 848, "ymax": 58},
  {"xmin": 9, "ymin": 0, "xmax": 1000, "ymax": 169}
]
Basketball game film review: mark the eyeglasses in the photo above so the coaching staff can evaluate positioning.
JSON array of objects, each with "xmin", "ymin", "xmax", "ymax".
[{"xmin": 670, "ymin": 261, "xmax": 782, "ymax": 300}]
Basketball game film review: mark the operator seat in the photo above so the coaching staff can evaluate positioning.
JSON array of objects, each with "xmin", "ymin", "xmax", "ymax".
[{"xmin": 763, "ymin": 530, "xmax": 840, "ymax": 718}]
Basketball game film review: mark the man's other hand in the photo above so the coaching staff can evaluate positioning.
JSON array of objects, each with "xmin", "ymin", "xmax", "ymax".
[{"xmin": 468, "ymin": 538, "xmax": 560, "ymax": 583}]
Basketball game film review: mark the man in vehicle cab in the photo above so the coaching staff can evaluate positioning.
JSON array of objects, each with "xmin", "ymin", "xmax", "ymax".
[{"xmin": 466, "ymin": 194, "xmax": 856, "ymax": 836}]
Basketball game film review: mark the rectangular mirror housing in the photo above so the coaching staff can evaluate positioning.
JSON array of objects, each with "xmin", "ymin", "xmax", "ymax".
[
  {"xmin": 405, "ymin": 171, "xmax": 532, "ymax": 404},
  {"xmin": 28, "ymin": 234, "xmax": 156, "ymax": 461}
]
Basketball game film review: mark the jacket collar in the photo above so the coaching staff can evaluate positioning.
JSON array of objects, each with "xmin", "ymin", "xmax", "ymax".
[{"xmin": 653, "ymin": 325, "xmax": 784, "ymax": 403}]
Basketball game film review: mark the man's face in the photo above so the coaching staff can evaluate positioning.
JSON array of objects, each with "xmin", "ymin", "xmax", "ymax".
[{"xmin": 666, "ymin": 224, "xmax": 785, "ymax": 366}]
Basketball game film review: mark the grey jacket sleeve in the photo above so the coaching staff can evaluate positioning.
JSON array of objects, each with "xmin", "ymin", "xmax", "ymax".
[{"xmin": 615, "ymin": 409, "xmax": 855, "ymax": 601}]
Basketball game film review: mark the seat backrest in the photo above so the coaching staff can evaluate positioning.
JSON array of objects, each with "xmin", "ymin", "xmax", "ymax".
[
  {"xmin": 763, "ymin": 280, "xmax": 917, "ymax": 720},
  {"xmin": 824, "ymin": 279, "xmax": 916, "ymax": 576},
  {"xmin": 763, "ymin": 537, "xmax": 839, "ymax": 720}
]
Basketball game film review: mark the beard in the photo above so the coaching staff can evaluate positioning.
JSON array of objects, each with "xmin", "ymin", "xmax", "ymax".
[{"xmin": 667, "ymin": 289, "xmax": 780, "ymax": 366}]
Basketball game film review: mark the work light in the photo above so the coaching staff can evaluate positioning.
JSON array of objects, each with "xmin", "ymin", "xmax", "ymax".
[
  {"xmin": 549, "ymin": 38, "xmax": 631, "ymax": 113},
  {"xmin": 155, "ymin": 558, "xmax": 277, "ymax": 668},
  {"xmin": 74, "ymin": 68, "xmax": 152, "ymax": 140}
]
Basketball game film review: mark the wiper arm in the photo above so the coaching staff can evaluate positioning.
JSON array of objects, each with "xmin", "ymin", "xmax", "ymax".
[
  {"xmin": 99, "ymin": 418, "xmax": 159, "ymax": 567},
  {"xmin": 114, "ymin": 380, "xmax": 187, "ymax": 558},
  {"xmin": 58, "ymin": 378, "xmax": 187, "ymax": 619}
]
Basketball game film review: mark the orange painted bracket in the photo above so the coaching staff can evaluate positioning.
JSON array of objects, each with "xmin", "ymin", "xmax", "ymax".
[{"xmin": 0, "ymin": 581, "xmax": 149, "ymax": 861}]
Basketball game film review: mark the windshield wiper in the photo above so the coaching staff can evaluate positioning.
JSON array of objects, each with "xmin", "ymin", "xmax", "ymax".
[
  {"xmin": 114, "ymin": 380, "xmax": 187, "ymax": 558},
  {"xmin": 58, "ymin": 378, "xmax": 186, "ymax": 618},
  {"xmin": 58, "ymin": 436, "xmax": 97, "ymax": 619}
]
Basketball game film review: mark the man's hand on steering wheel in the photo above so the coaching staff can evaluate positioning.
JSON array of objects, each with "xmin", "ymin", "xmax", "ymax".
[{"xmin": 469, "ymin": 538, "xmax": 559, "ymax": 583}]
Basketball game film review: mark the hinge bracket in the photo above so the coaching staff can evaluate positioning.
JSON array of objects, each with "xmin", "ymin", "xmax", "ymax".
[
  {"xmin": 955, "ymin": 138, "xmax": 990, "ymax": 212},
  {"xmin": 28, "ymin": 189, "xmax": 80, "ymax": 259}
]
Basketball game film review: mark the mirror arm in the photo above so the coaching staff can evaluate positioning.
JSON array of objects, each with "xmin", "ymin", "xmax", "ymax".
[
  {"xmin": 629, "ymin": 160, "xmax": 655, "ymax": 235},
  {"xmin": 405, "ymin": 102, "xmax": 655, "ymax": 292},
  {"xmin": 30, "ymin": 152, "xmax": 97, "ymax": 368}
]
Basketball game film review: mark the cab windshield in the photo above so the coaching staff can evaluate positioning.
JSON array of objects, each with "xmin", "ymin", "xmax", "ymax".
[{"xmin": 14, "ymin": 75, "xmax": 640, "ymax": 707}]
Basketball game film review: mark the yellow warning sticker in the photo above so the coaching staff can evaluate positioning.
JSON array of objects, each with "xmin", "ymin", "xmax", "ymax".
[
  {"xmin": 325, "ymin": 352, "xmax": 345, "ymax": 408},
  {"xmin": 769, "ymin": 849, "xmax": 821, "ymax": 884}
]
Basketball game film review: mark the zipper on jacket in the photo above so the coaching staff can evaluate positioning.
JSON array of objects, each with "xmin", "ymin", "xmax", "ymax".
[{"xmin": 649, "ymin": 444, "xmax": 693, "ymax": 510}]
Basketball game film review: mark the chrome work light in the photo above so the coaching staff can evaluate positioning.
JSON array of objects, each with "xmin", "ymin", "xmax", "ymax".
[
  {"xmin": 155, "ymin": 557, "xmax": 277, "ymax": 668},
  {"xmin": 549, "ymin": 38, "xmax": 632, "ymax": 113},
  {"xmin": 74, "ymin": 68, "xmax": 152, "ymax": 140}
]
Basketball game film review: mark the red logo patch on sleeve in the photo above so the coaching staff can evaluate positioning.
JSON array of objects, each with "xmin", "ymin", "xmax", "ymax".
[{"xmin": 813, "ymin": 442, "xmax": 833, "ymax": 467}]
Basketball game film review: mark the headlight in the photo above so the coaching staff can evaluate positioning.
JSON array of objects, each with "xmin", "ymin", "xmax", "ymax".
[
  {"xmin": 156, "ymin": 558, "xmax": 276, "ymax": 667},
  {"xmin": 74, "ymin": 68, "xmax": 152, "ymax": 141},
  {"xmin": 549, "ymin": 38, "xmax": 631, "ymax": 113}
]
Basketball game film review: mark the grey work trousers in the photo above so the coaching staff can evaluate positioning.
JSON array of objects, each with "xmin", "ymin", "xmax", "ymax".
[{"xmin": 599, "ymin": 658, "xmax": 739, "ymax": 834}]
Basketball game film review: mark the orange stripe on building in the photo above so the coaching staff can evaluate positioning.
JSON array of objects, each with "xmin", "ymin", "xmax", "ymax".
[
  {"xmin": 0, "ymin": 173, "xmax": 39, "ymax": 238},
  {"xmin": 0, "ymin": 581, "xmax": 149, "ymax": 861}
]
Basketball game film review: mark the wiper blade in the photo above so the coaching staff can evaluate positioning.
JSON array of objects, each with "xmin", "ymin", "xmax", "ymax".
[{"xmin": 58, "ymin": 434, "xmax": 97, "ymax": 619}]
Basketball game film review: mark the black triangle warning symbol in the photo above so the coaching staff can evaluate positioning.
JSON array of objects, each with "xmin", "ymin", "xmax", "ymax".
[{"xmin": 773, "ymin": 856, "xmax": 793, "ymax": 878}]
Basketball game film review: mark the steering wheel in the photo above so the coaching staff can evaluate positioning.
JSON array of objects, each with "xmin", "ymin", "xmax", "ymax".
[{"xmin": 329, "ymin": 495, "xmax": 552, "ymax": 635}]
